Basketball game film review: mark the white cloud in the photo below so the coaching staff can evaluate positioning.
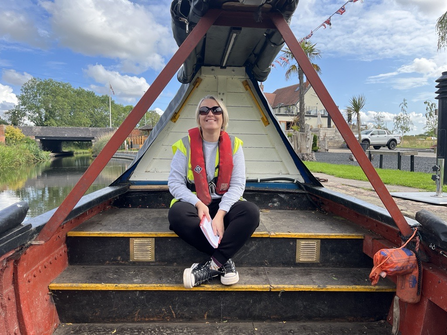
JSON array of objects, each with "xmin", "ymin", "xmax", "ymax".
[
  {"xmin": 84, "ymin": 64, "xmax": 150, "ymax": 102},
  {"xmin": 40, "ymin": 0, "xmax": 176, "ymax": 73},
  {"xmin": 0, "ymin": 9, "xmax": 48, "ymax": 48},
  {"xmin": 0, "ymin": 83, "xmax": 18, "ymax": 120},
  {"xmin": 366, "ymin": 55, "xmax": 447, "ymax": 89},
  {"xmin": 395, "ymin": 0, "xmax": 447, "ymax": 17},
  {"xmin": 154, "ymin": 107, "xmax": 164, "ymax": 115},
  {"xmin": 290, "ymin": 0, "xmax": 445, "ymax": 61},
  {"xmin": 0, "ymin": 83, "xmax": 18, "ymax": 105},
  {"xmin": 2, "ymin": 69, "xmax": 33, "ymax": 86}
]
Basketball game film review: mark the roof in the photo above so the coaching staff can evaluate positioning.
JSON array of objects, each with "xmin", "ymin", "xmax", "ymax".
[
  {"xmin": 171, "ymin": 1, "xmax": 299, "ymax": 83},
  {"xmin": 267, "ymin": 82, "xmax": 310, "ymax": 108},
  {"xmin": 139, "ymin": 125, "xmax": 154, "ymax": 131}
]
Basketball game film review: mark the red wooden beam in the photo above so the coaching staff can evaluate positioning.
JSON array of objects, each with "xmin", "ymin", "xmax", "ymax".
[
  {"xmin": 270, "ymin": 13, "xmax": 413, "ymax": 237},
  {"xmin": 36, "ymin": 10, "xmax": 222, "ymax": 243}
]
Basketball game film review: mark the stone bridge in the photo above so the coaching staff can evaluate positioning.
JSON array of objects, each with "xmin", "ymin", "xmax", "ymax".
[{"xmin": 18, "ymin": 126, "xmax": 115, "ymax": 152}]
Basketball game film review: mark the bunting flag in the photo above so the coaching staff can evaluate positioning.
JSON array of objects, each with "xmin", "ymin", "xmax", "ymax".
[
  {"xmin": 279, "ymin": 56, "xmax": 289, "ymax": 64},
  {"xmin": 298, "ymin": 0, "xmax": 363, "ymax": 43},
  {"xmin": 336, "ymin": 6, "xmax": 346, "ymax": 15}
]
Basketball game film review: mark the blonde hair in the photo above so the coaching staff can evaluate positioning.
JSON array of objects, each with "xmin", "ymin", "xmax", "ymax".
[{"xmin": 195, "ymin": 95, "xmax": 229, "ymax": 131}]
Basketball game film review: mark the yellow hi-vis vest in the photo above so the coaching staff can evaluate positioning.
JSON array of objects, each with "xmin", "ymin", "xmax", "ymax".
[{"xmin": 170, "ymin": 130, "xmax": 243, "ymax": 206}]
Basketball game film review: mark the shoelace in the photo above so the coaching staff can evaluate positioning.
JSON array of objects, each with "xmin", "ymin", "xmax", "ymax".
[
  {"xmin": 222, "ymin": 259, "xmax": 236, "ymax": 274},
  {"xmin": 193, "ymin": 261, "xmax": 216, "ymax": 285}
]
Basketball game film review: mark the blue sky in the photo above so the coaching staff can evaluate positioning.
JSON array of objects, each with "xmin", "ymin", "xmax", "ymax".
[{"xmin": 1, "ymin": 0, "xmax": 446, "ymax": 135}]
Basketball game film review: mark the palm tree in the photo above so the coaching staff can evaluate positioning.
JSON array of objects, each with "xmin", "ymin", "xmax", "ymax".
[
  {"xmin": 437, "ymin": 11, "xmax": 447, "ymax": 50},
  {"xmin": 346, "ymin": 95, "xmax": 366, "ymax": 142},
  {"xmin": 279, "ymin": 41, "xmax": 321, "ymax": 132}
]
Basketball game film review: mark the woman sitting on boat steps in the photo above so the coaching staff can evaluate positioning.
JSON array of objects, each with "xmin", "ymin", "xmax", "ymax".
[{"xmin": 168, "ymin": 95, "xmax": 260, "ymax": 289}]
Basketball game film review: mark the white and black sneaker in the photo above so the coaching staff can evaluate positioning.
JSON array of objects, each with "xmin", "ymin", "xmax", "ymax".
[
  {"xmin": 183, "ymin": 261, "xmax": 221, "ymax": 288},
  {"xmin": 220, "ymin": 259, "xmax": 239, "ymax": 285}
]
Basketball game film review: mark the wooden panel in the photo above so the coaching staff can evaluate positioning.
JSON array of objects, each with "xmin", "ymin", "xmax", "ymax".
[{"xmin": 130, "ymin": 67, "xmax": 303, "ymax": 183}]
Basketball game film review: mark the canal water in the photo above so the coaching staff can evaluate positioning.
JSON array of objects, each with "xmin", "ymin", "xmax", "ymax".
[{"xmin": 0, "ymin": 155, "xmax": 130, "ymax": 218}]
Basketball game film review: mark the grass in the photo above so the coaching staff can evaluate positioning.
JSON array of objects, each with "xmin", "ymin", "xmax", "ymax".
[
  {"xmin": 0, "ymin": 142, "xmax": 51, "ymax": 168},
  {"xmin": 401, "ymin": 137, "xmax": 437, "ymax": 149},
  {"xmin": 304, "ymin": 161, "xmax": 446, "ymax": 192}
]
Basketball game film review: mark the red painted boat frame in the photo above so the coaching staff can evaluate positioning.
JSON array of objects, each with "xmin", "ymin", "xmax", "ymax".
[
  {"xmin": 2, "ymin": 9, "xmax": 444, "ymax": 335},
  {"xmin": 35, "ymin": 9, "xmax": 413, "ymax": 244}
]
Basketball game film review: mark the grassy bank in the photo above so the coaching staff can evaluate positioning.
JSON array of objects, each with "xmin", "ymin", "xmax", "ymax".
[
  {"xmin": 0, "ymin": 141, "xmax": 51, "ymax": 168},
  {"xmin": 400, "ymin": 137, "xmax": 437, "ymax": 149},
  {"xmin": 304, "ymin": 161, "xmax": 446, "ymax": 192}
]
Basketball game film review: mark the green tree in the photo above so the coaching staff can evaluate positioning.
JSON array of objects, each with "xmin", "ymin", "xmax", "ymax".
[
  {"xmin": 346, "ymin": 95, "xmax": 366, "ymax": 142},
  {"xmin": 112, "ymin": 104, "xmax": 135, "ymax": 128},
  {"xmin": 437, "ymin": 11, "xmax": 447, "ymax": 50},
  {"xmin": 424, "ymin": 100, "xmax": 438, "ymax": 137},
  {"xmin": 279, "ymin": 41, "xmax": 321, "ymax": 132},
  {"xmin": 8, "ymin": 78, "xmax": 75, "ymax": 126},
  {"xmin": 137, "ymin": 110, "xmax": 161, "ymax": 128},
  {"xmin": 6, "ymin": 78, "xmax": 133, "ymax": 127},
  {"xmin": 393, "ymin": 99, "xmax": 413, "ymax": 137}
]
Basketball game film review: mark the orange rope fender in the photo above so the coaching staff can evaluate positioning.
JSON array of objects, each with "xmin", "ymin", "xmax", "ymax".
[{"xmin": 369, "ymin": 229, "xmax": 421, "ymax": 303}]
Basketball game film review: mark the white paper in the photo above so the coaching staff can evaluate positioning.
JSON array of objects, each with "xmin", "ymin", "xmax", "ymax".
[{"xmin": 200, "ymin": 216, "xmax": 219, "ymax": 248}]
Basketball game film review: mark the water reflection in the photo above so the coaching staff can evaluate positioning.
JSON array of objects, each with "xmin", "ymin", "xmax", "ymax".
[{"xmin": 0, "ymin": 155, "xmax": 129, "ymax": 218}]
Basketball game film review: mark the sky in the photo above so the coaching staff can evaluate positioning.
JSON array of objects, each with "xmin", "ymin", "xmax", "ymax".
[{"xmin": 1, "ymin": 0, "xmax": 446, "ymax": 135}]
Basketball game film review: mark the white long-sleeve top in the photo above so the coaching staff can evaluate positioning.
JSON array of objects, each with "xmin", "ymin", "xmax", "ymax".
[{"xmin": 168, "ymin": 139, "xmax": 246, "ymax": 213}]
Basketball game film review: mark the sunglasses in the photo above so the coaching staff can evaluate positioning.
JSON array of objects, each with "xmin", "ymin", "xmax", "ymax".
[{"xmin": 198, "ymin": 106, "xmax": 223, "ymax": 115}]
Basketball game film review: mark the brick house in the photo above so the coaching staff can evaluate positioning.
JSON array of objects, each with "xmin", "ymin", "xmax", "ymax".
[{"xmin": 264, "ymin": 83, "xmax": 332, "ymax": 131}]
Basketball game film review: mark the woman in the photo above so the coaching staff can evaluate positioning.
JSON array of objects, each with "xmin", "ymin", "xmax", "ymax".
[{"xmin": 168, "ymin": 95, "xmax": 260, "ymax": 289}]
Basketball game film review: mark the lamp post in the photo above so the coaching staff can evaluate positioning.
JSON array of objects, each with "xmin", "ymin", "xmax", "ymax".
[{"xmin": 435, "ymin": 71, "xmax": 447, "ymax": 185}]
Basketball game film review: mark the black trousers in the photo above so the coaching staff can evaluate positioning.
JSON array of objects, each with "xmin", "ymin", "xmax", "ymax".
[{"xmin": 168, "ymin": 200, "xmax": 260, "ymax": 266}]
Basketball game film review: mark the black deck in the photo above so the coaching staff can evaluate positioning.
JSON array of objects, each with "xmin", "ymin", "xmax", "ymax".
[
  {"xmin": 50, "ymin": 203, "xmax": 395, "ymax": 326},
  {"xmin": 69, "ymin": 207, "xmax": 368, "ymax": 236},
  {"xmin": 54, "ymin": 321, "xmax": 392, "ymax": 335}
]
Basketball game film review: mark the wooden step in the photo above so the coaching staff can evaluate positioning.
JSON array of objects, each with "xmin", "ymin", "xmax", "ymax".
[
  {"xmin": 53, "ymin": 320, "xmax": 393, "ymax": 335},
  {"xmin": 66, "ymin": 208, "xmax": 372, "ymax": 267},
  {"xmin": 49, "ymin": 265, "xmax": 394, "ymax": 323}
]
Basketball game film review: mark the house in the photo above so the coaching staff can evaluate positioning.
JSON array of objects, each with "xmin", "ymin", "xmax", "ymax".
[{"xmin": 264, "ymin": 83, "xmax": 332, "ymax": 131}]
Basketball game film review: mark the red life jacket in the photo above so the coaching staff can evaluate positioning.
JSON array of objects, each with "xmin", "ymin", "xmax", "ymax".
[{"xmin": 188, "ymin": 127, "xmax": 233, "ymax": 205}]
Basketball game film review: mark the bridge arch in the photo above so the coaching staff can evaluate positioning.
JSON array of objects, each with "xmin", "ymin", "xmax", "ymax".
[{"xmin": 18, "ymin": 126, "xmax": 116, "ymax": 153}]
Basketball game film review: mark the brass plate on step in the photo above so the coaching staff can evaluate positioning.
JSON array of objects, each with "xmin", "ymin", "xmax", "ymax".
[
  {"xmin": 296, "ymin": 239, "xmax": 320, "ymax": 263},
  {"xmin": 130, "ymin": 238, "xmax": 155, "ymax": 262}
]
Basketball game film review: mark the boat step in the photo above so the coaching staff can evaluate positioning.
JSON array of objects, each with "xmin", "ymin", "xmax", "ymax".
[
  {"xmin": 68, "ymin": 208, "xmax": 368, "ymax": 238},
  {"xmin": 66, "ymin": 208, "xmax": 372, "ymax": 267},
  {"xmin": 49, "ymin": 266, "xmax": 394, "ymax": 323},
  {"xmin": 54, "ymin": 320, "xmax": 392, "ymax": 335}
]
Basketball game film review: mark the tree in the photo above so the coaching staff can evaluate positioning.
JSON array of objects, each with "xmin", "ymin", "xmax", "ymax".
[
  {"xmin": 424, "ymin": 100, "xmax": 438, "ymax": 137},
  {"xmin": 6, "ymin": 78, "xmax": 133, "ymax": 127},
  {"xmin": 6, "ymin": 78, "xmax": 76, "ymax": 126},
  {"xmin": 137, "ymin": 110, "xmax": 161, "ymax": 128},
  {"xmin": 279, "ymin": 41, "xmax": 321, "ymax": 132},
  {"xmin": 436, "ymin": 11, "xmax": 447, "ymax": 50},
  {"xmin": 346, "ymin": 95, "xmax": 366, "ymax": 142},
  {"xmin": 5, "ymin": 125, "xmax": 25, "ymax": 145},
  {"xmin": 393, "ymin": 99, "xmax": 413, "ymax": 137}
]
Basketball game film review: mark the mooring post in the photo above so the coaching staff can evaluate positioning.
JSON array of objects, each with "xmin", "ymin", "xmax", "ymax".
[{"xmin": 435, "ymin": 72, "xmax": 447, "ymax": 185}]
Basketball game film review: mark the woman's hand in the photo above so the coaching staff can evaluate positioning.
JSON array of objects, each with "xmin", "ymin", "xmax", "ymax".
[
  {"xmin": 212, "ymin": 209, "xmax": 227, "ymax": 243},
  {"xmin": 195, "ymin": 201, "xmax": 210, "ymax": 222}
]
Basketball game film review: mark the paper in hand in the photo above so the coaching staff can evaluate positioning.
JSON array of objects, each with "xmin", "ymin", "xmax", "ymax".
[{"xmin": 200, "ymin": 215, "xmax": 219, "ymax": 248}]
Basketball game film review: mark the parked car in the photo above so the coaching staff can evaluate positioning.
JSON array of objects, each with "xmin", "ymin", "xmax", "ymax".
[{"xmin": 357, "ymin": 129, "xmax": 402, "ymax": 150}]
